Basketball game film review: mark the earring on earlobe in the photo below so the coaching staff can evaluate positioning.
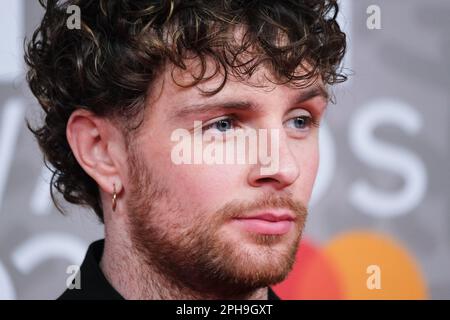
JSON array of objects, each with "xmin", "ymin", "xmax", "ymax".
[{"xmin": 112, "ymin": 183, "xmax": 117, "ymax": 212}]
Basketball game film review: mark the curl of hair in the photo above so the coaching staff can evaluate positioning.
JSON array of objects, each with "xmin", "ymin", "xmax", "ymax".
[{"xmin": 25, "ymin": 0, "xmax": 347, "ymax": 222}]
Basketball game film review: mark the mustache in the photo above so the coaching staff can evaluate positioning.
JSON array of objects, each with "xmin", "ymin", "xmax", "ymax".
[{"xmin": 214, "ymin": 193, "xmax": 308, "ymax": 222}]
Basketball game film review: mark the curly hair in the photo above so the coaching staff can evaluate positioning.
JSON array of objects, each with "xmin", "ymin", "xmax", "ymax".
[{"xmin": 25, "ymin": 0, "xmax": 347, "ymax": 223}]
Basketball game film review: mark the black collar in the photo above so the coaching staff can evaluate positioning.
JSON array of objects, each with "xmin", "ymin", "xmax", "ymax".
[{"xmin": 58, "ymin": 239, "xmax": 281, "ymax": 300}]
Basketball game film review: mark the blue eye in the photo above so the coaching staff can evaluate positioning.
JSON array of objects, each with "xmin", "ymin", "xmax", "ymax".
[
  {"xmin": 286, "ymin": 116, "xmax": 312, "ymax": 130},
  {"xmin": 205, "ymin": 118, "xmax": 235, "ymax": 132}
]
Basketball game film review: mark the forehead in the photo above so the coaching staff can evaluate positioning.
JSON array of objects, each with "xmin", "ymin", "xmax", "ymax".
[{"xmin": 149, "ymin": 55, "xmax": 326, "ymax": 107}]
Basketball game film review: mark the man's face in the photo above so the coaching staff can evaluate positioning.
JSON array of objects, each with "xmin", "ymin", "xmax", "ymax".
[{"xmin": 122, "ymin": 61, "xmax": 327, "ymax": 297}]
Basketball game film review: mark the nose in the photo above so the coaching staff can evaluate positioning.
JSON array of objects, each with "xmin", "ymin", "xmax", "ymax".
[{"xmin": 247, "ymin": 130, "xmax": 300, "ymax": 191}]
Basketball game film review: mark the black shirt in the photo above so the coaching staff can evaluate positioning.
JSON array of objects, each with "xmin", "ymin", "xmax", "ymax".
[{"xmin": 58, "ymin": 239, "xmax": 281, "ymax": 300}]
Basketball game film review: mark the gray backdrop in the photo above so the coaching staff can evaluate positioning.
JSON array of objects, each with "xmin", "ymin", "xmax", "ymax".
[{"xmin": 0, "ymin": 0, "xmax": 449, "ymax": 299}]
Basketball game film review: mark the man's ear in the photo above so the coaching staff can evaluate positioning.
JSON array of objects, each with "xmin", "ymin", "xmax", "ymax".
[{"xmin": 66, "ymin": 109, "xmax": 126, "ymax": 195}]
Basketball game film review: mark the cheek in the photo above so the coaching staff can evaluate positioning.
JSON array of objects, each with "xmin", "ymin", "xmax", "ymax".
[
  {"xmin": 136, "ymin": 131, "xmax": 243, "ymax": 216},
  {"xmin": 292, "ymin": 139, "xmax": 320, "ymax": 202},
  {"xmin": 168, "ymin": 164, "xmax": 244, "ymax": 209},
  {"xmin": 304, "ymin": 145, "xmax": 320, "ymax": 200},
  {"xmin": 303, "ymin": 152, "xmax": 319, "ymax": 194}
]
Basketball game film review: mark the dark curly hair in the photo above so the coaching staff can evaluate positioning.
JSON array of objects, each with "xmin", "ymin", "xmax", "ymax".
[{"xmin": 25, "ymin": 0, "xmax": 347, "ymax": 223}]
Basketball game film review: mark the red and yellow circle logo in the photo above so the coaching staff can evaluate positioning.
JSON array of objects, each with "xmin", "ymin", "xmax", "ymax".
[{"xmin": 273, "ymin": 231, "xmax": 428, "ymax": 299}]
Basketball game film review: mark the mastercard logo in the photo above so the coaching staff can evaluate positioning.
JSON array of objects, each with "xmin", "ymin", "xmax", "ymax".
[{"xmin": 273, "ymin": 230, "xmax": 428, "ymax": 299}]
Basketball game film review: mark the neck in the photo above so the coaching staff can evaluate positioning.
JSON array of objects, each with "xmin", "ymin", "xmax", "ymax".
[{"xmin": 99, "ymin": 220, "xmax": 268, "ymax": 300}]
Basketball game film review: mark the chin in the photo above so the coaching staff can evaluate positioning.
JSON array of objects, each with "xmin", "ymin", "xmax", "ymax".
[{"xmin": 217, "ymin": 237, "xmax": 298, "ymax": 284}]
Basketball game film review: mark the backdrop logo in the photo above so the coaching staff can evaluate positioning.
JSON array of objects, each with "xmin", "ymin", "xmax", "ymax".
[{"xmin": 273, "ymin": 231, "xmax": 428, "ymax": 300}]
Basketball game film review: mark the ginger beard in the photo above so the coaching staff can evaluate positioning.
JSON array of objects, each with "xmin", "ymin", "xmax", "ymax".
[{"xmin": 125, "ymin": 145, "xmax": 308, "ymax": 297}]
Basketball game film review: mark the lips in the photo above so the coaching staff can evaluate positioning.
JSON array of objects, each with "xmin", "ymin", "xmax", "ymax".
[
  {"xmin": 232, "ymin": 211, "xmax": 295, "ymax": 235},
  {"xmin": 236, "ymin": 213, "xmax": 295, "ymax": 222}
]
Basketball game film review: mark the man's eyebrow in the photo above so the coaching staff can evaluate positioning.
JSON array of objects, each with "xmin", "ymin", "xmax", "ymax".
[
  {"xmin": 169, "ymin": 100, "xmax": 260, "ymax": 120},
  {"xmin": 169, "ymin": 84, "xmax": 329, "ymax": 120},
  {"xmin": 295, "ymin": 84, "xmax": 329, "ymax": 104}
]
